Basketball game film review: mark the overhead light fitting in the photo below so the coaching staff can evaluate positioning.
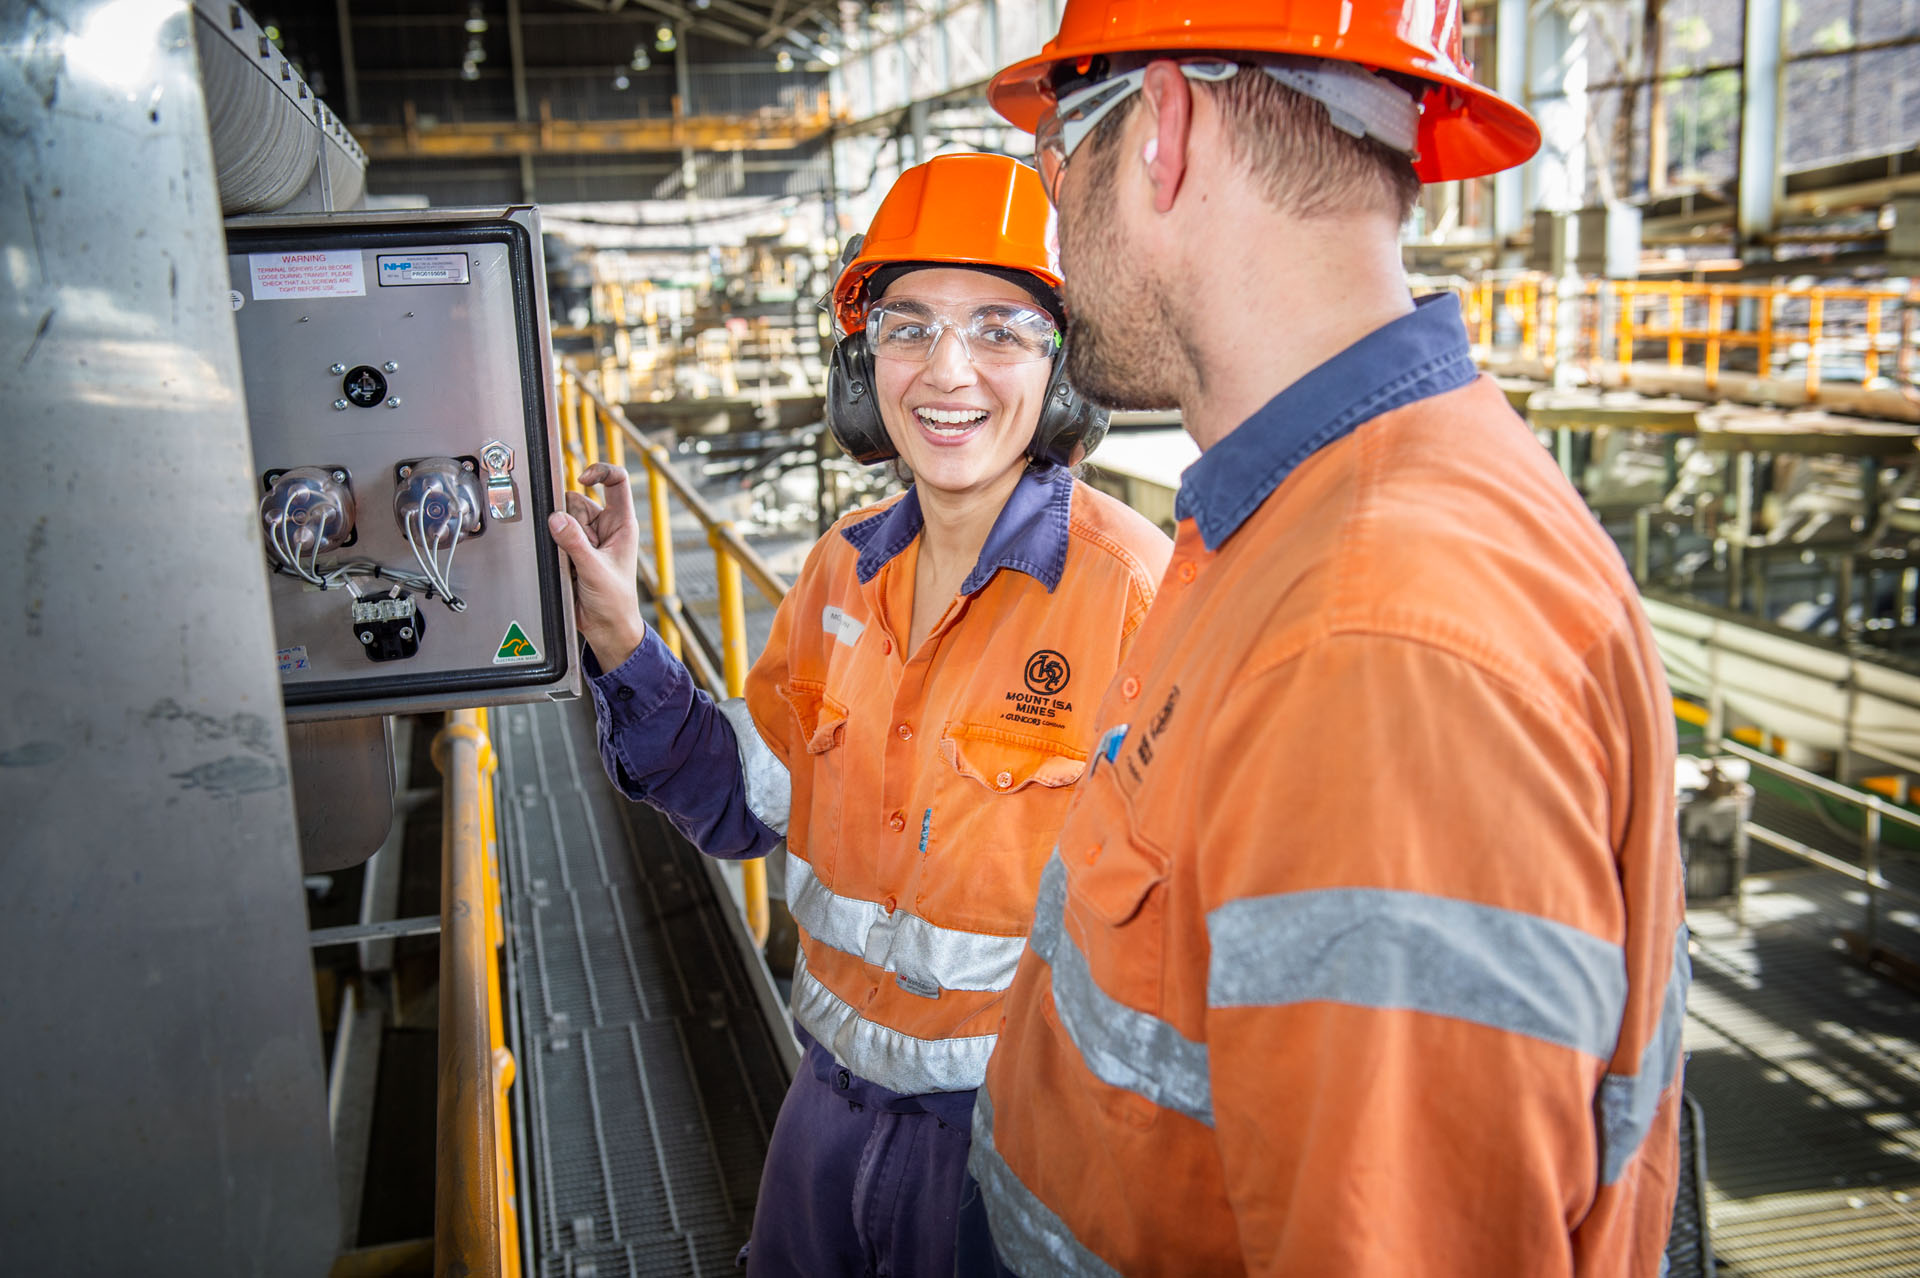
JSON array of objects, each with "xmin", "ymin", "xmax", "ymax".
[
  {"xmin": 775, "ymin": 50, "xmax": 793, "ymax": 72},
  {"xmin": 460, "ymin": 60, "xmax": 480, "ymax": 80},
  {"xmin": 690, "ymin": 0, "xmax": 710, "ymax": 8},
  {"xmin": 655, "ymin": 24, "xmax": 676, "ymax": 52},
  {"xmin": 630, "ymin": 45, "xmax": 651, "ymax": 71},
  {"xmin": 613, "ymin": 72, "xmax": 631, "ymax": 90},
  {"xmin": 464, "ymin": 5, "xmax": 487, "ymax": 34},
  {"xmin": 262, "ymin": 22, "xmax": 281, "ymax": 42}
]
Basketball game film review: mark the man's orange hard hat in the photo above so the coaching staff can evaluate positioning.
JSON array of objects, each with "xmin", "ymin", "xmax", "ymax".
[{"xmin": 988, "ymin": 0, "xmax": 1540, "ymax": 183}]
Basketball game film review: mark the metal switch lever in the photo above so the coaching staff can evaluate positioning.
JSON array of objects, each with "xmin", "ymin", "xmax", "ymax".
[{"xmin": 479, "ymin": 439, "xmax": 521, "ymax": 521}]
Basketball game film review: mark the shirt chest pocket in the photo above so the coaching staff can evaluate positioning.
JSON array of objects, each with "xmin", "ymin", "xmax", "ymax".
[
  {"xmin": 938, "ymin": 721, "xmax": 1087, "ymax": 795},
  {"xmin": 778, "ymin": 678, "xmax": 850, "ymax": 865},
  {"xmin": 1051, "ymin": 820, "xmax": 1197, "ymax": 1129}
]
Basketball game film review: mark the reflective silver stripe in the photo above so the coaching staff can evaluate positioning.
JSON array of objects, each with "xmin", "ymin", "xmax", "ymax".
[
  {"xmin": 1206, "ymin": 888, "xmax": 1630, "ymax": 1061},
  {"xmin": 788, "ymin": 943, "xmax": 996, "ymax": 1094},
  {"xmin": 968, "ymin": 1085, "xmax": 1121, "ymax": 1278},
  {"xmin": 1598, "ymin": 923, "xmax": 1691, "ymax": 1184},
  {"xmin": 785, "ymin": 850, "xmax": 1027, "ymax": 993},
  {"xmin": 1029, "ymin": 854, "xmax": 1214, "ymax": 1126},
  {"xmin": 716, "ymin": 698, "xmax": 789, "ymax": 836}
]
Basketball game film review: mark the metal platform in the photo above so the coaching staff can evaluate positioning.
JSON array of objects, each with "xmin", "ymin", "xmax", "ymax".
[
  {"xmin": 496, "ymin": 696, "xmax": 795, "ymax": 1278},
  {"xmin": 1685, "ymin": 862, "xmax": 1920, "ymax": 1276}
]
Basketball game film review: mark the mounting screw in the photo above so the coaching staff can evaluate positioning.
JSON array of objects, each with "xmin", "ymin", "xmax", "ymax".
[
  {"xmin": 461, "ymin": 459, "xmax": 476, "ymax": 471},
  {"xmin": 358, "ymin": 631, "xmax": 374, "ymax": 644},
  {"xmin": 398, "ymin": 465, "xmax": 413, "ymax": 478},
  {"xmin": 331, "ymin": 469, "xmax": 347, "ymax": 482},
  {"xmin": 332, "ymin": 398, "xmax": 349, "ymax": 411},
  {"xmin": 383, "ymin": 361, "xmax": 399, "ymax": 373},
  {"xmin": 398, "ymin": 626, "xmax": 414, "ymax": 640},
  {"xmin": 329, "ymin": 362, "xmax": 346, "ymax": 375},
  {"xmin": 386, "ymin": 396, "xmax": 402, "ymax": 409}
]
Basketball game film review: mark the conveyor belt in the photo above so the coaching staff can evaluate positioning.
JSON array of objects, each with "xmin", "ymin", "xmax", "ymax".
[{"xmin": 496, "ymin": 696, "xmax": 794, "ymax": 1277}]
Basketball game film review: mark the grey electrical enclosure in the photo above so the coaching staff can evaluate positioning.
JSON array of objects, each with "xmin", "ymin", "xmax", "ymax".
[{"xmin": 225, "ymin": 207, "xmax": 578, "ymax": 719}]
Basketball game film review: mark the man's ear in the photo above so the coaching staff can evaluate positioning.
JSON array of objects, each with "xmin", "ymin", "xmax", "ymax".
[{"xmin": 1137, "ymin": 60, "xmax": 1193, "ymax": 215}]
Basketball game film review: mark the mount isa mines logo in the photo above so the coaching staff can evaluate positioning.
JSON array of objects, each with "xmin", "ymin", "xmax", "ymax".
[{"xmin": 1004, "ymin": 650, "xmax": 1072, "ymax": 728}]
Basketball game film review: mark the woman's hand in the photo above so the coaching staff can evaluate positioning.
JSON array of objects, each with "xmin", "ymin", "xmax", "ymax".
[{"xmin": 549, "ymin": 462, "xmax": 647, "ymax": 670}]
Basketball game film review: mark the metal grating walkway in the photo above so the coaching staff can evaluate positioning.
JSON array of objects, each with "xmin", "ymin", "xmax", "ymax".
[
  {"xmin": 1685, "ymin": 867, "xmax": 1920, "ymax": 1277},
  {"xmin": 496, "ymin": 696, "xmax": 794, "ymax": 1278}
]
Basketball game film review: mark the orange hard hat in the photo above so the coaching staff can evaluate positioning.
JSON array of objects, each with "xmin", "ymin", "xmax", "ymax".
[
  {"xmin": 987, "ymin": 0, "xmax": 1540, "ymax": 183},
  {"xmin": 831, "ymin": 153, "xmax": 1060, "ymax": 335}
]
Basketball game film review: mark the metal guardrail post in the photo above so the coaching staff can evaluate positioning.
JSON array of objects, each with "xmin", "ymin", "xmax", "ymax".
[
  {"xmin": 710, "ymin": 523, "xmax": 772, "ymax": 946},
  {"xmin": 578, "ymin": 376, "xmax": 599, "ymax": 471},
  {"xmin": 558, "ymin": 369, "xmax": 581, "ymax": 494},
  {"xmin": 1806, "ymin": 292, "xmax": 1824, "ymax": 401},
  {"xmin": 433, "ymin": 710, "xmax": 505, "ymax": 1278},
  {"xmin": 645, "ymin": 444, "xmax": 683, "ymax": 658},
  {"xmin": 1863, "ymin": 805, "xmax": 1882, "ymax": 952},
  {"xmin": 1757, "ymin": 291, "xmax": 1775, "ymax": 378}
]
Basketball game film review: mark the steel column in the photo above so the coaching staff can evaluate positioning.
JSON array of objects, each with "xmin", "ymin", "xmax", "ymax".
[{"xmin": 1738, "ymin": 0, "xmax": 1786, "ymax": 251}]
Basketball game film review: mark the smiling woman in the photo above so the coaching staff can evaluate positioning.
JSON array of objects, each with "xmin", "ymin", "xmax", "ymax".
[{"xmin": 548, "ymin": 152, "xmax": 1173, "ymax": 1277}]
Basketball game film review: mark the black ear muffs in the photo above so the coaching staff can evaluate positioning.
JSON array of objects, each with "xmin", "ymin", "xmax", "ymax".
[
  {"xmin": 1029, "ymin": 332, "xmax": 1110, "ymax": 467},
  {"xmin": 825, "ymin": 329, "xmax": 893, "ymax": 464},
  {"xmin": 825, "ymin": 329, "xmax": 1110, "ymax": 469}
]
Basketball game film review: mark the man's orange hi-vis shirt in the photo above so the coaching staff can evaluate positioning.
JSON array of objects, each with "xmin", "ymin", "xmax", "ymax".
[{"xmin": 970, "ymin": 296, "xmax": 1689, "ymax": 1276}]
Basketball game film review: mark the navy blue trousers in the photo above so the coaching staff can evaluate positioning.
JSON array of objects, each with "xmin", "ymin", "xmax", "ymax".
[{"xmin": 744, "ymin": 1032, "xmax": 978, "ymax": 1278}]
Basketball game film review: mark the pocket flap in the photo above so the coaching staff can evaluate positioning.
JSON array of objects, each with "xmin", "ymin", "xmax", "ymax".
[
  {"xmin": 939, "ymin": 721, "xmax": 1088, "ymax": 794},
  {"xmin": 780, "ymin": 679, "xmax": 849, "ymax": 754},
  {"xmin": 1069, "ymin": 837, "xmax": 1166, "ymax": 928}
]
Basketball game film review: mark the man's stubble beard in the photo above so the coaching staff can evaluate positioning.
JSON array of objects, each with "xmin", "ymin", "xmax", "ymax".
[{"xmin": 1059, "ymin": 183, "xmax": 1185, "ymax": 413}]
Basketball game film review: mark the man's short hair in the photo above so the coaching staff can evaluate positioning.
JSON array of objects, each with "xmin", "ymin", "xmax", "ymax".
[
  {"xmin": 1080, "ymin": 62, "xmax": 1422, "ymax": 223},
  {"xmin": 1205, "ymin": 66, "xmax": 1422, "ymax": 223}
]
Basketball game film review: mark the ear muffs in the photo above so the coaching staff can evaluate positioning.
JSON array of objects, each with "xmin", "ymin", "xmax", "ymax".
[
  {"xmin": 1028, "ymin": 332, "xmax": 1110, "ymax": 467},
  {"xmin": 824, "ymin": 329, "xmax": 1111, "ymax": 469},
  {"xmin": 825, "ymin": 329, "xmax": 894, "ymax": 465}
]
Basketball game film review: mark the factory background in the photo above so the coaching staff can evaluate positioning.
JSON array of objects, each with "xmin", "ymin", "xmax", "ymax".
[{"xmin": 4, "ymin": 1, "xmax": 1920, "ymax": 1275}]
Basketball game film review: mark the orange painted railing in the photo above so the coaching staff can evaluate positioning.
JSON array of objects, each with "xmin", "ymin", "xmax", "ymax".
[{"xmin": 1451, "ymin": 274, "xmax": 1918, "ymax": 402}]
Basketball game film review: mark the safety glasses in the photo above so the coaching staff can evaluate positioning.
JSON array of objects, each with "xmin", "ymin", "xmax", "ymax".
[
  {"xmin": 865, "ymin": 299, "xmax": 1059, "ymax": 366},
  {"xmin": 1034, "ymin": 60, "xmax": 1238, "ymax": 205},
  {"xmin": 1033, "ymin": 55, "xmax": 1420, "ymax": 206}
]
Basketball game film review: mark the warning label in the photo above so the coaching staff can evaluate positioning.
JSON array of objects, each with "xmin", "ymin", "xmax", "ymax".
[
  {"xmin": 376, "ymin": 252, "xmax": 471, "ymax": 286},
  {"xmin": 248, "ymin": 250, "xmax": 366, "ymax": 300},
  {"xmin": 494, "ymin": 621, "xmax": 541, "ymax": 665}
]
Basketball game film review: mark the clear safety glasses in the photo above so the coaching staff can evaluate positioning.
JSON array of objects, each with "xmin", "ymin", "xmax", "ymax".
[
  {"xmin": 865, "ymin": 300, "xmax": 1059, "ymax": 366},
  {"xmin": 1034, "ymin": 60, "xmax": 1238, "ymax": 204},
  {"xmin": 1033, "ymin": 55, "xmax": 1420, "ymax": 205}
]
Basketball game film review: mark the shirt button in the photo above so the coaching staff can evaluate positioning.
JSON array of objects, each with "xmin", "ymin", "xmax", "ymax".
[
  {"xmin": 1121, "ymin": 676, "xmax": 1141, "ymax": 700},
  {"xmin": 881, "ymin": 638, "xmax": 893, "ymax": 654},
  {"xmin": 882, "ymin": 894, "xmax": 897, "ymax": 915},
  {"xmin": 615, "ymin": 686, "xmax": 634, "ymax": 702},
  {"xmin": 897, "ymin": 723, "xmax": 913, "ymax": 740},
  {"xmin": 1084, "ymin": 844, "xmax": 1102, "ymax": 865},
  {"xmin": 888, "ymin": 812, "xmax": 906, "ymax": 832},
  {"xmin": 836, "ymin": 1068, "xmax": 851, "ymax": 1090},
  {"xmin": 995, "ymin": 771, "xmax": 1014, "ymax": 790},
  {"xmin": 1178, "ymin": 562, "xmax": 1197, "ymax": 583}
]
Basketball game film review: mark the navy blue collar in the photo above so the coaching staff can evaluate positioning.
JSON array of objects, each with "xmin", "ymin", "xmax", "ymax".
[
  {"xmin": 1175, "ymin": 293, "xmax": 1479, "ymax": 551},
  {"xmin": 841, "ymin": 463, "xmax": 1074, "ymax": 595}
]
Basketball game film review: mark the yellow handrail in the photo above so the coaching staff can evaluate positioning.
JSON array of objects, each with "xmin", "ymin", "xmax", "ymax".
[
  {"xmin": 559, "ymin": 364, "xmax": 788, "ymax": 946},
  {"xmin": 1442, "ymin": 272, "xmax": 1918, "ymax": 409},
  {"xmin": 432, "ymin": 709, "xmax": 517, "ymax": 1278}
]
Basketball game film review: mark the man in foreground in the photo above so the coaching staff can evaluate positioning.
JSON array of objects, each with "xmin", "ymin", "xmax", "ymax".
[{"xmin": 963, "ymin": 4, "xmax": 1690, "ymax": 1274}]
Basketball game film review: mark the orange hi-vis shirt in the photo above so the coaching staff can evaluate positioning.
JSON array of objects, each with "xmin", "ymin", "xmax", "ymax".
[
  {"xmin": 971, "ymin": 297, "xmax": 1690, "ymax": 1276},
  {"xmin": 746, "ymin": 466, "xmax": 1171, "ymax": 1096}
]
